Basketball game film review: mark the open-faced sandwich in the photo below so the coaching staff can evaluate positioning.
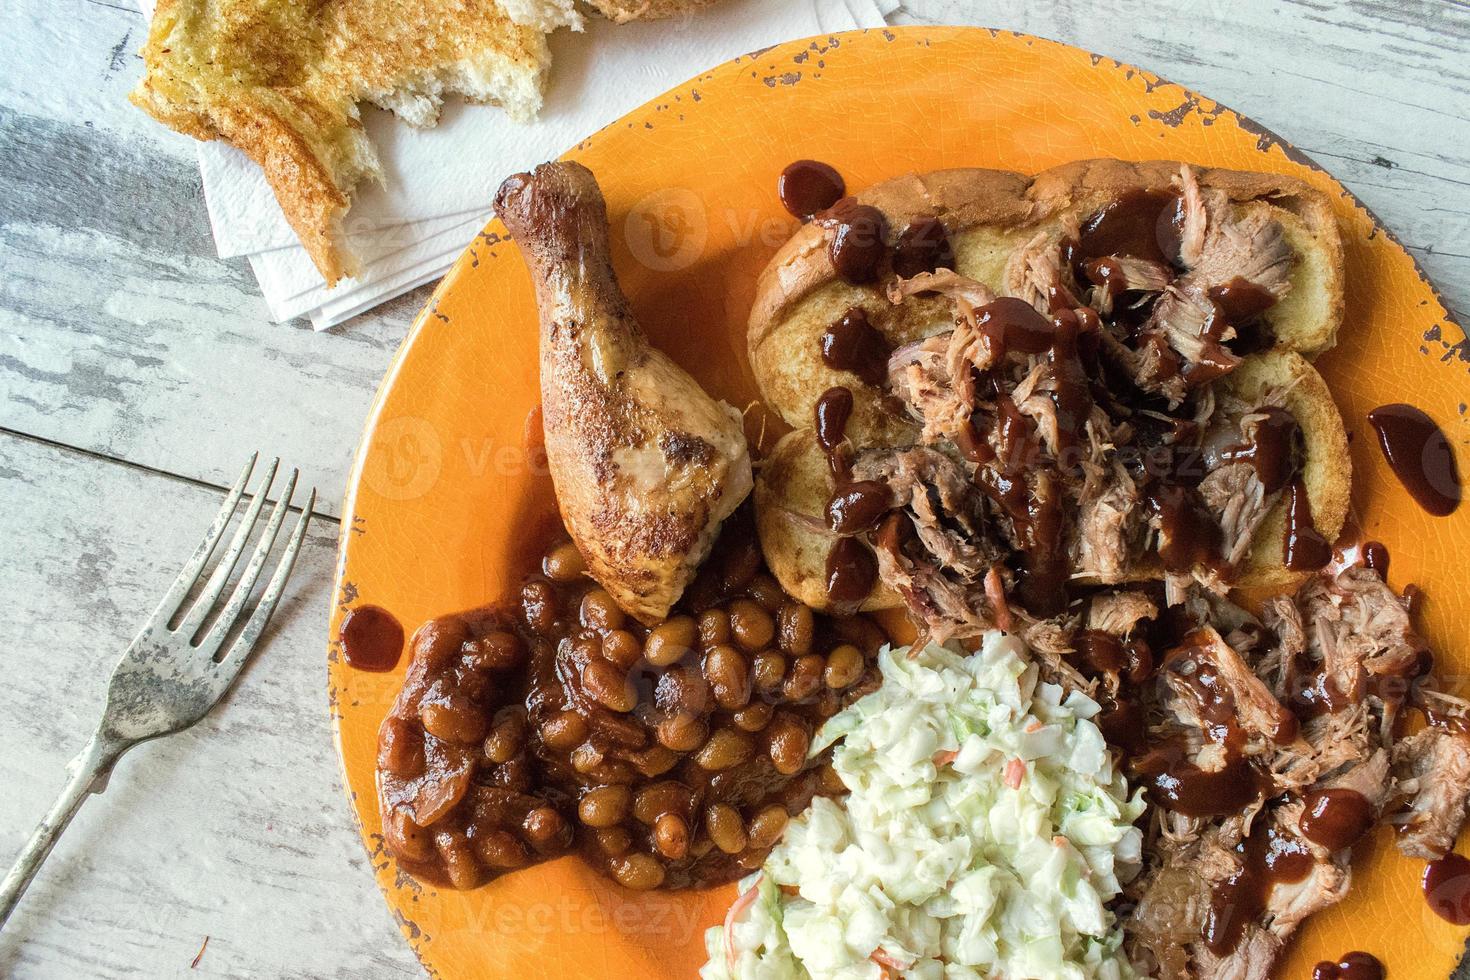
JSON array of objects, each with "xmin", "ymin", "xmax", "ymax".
[{"xmin": 366, "ymin": 155, "xmax": 1468, "ymax": 980}]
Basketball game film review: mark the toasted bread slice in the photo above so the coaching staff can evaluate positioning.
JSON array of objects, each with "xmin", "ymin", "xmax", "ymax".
[
  {"xmin": 131, "ymin": 0, "xmax": 555, "ymax": 284},
  {"xmin": 757, "ymin": 349, "xmax": 1350, "ymax": 609},
  {"xmin": 586, "ymin": 0, "xmax": 721, "ymax": 21},
  {"xmin": 749, "ymin": 160, "xmax": 1344, "ymax": 442},
  {"xmin": 1229, "ymin": 351, "xmax": 1352, "ymax": 589},
  {"xmin": 755, "ymin": 428, "xmax": 903, "ymax": 613}
]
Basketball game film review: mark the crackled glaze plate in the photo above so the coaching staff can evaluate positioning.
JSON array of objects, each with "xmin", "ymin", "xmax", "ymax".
[{"xmin": 327, "ymin": 26, "xmax": 1470, "ymax": 979}]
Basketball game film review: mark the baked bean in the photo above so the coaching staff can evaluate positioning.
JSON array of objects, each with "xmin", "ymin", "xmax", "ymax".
[
  {"xmin": 654, "ymin": 813, "xmax": 690, "ymax": 860},
  {"xmin": 697, "ymin": 608, "xmax": 731, "ymax": 647},
  {"xmin": 582, "ymin": 659, "xmax": 636, "ymax": 712},
  {"xmin": 412, "ymin": 618, "xmax": 471, "ymax": 672},
  {"xmin": 721, "ymin": 539, "xmax": 762, "ymax": 592},
  {"xmin": 520, "ymin": 580, "xmax": 559, "ymax": 633},
  {"xmin": 815, "ymin": 688, "xmax": 840, "ymax": 718},
  {"xmin": 748, "ymin": 574, "xmax": 786, "ymax": 611},
  {"xmin": 483, "ymin": 706, "xmax": 527, "ymax": 763},
  {"xmin": 542, "ymin": 541, "xmax": 586, "ymax": 582},
  {"xmin": 767, "ymin": 714, "xmax": 811, "ymax": 776},
  {"xmin": 464, "ymin": 629, "xmax": 525, "ymax": 672},
  {"xmin": 824, "ymin": 644, "xmax": 864, "ymax": 689},
  {"xmin": 753, "ymin": 650, "xmax": 787, "ymax": 692},
  {"xmin": 783, "ymin": 654, "xmax": 825, "ymax": 702},
  {"xmin": 645, "ymin": 616, "xmax": 696, "ymax": 667},
  {"xmin": 633, "ymin": 781, "xmax": 693, "ymax": 824},
  {"xmin": 695, "ymin": 729, "xmax": 754, "ymax": 771},
  {"xmin": 595, "ymin": 827, "xmax": 631, "ymax": 856},
  {"xmin": 834, "ymin": 615, "xmax": 886, "ymax": 656},
  {"xmin": 728, "ymin": 599, "xmax": 776, "ymax": 651},
  {"xmin": 570, "ymin": 631, "xmax": 603, "ymax": 664},
  {"xmin": 705, "ymin": 645, "xmax": 752, "ymax": 710},
  {"xmin": 818, "ymin": 762, "xmax": 846, "ymax": 794},
  {"xmin": 746, "ymin": 805, "xmax": 789, "ymax": 849},
  {"xmin": 706, "ymin": 804, "xmax": 747, "ymax": 854},
  {"xmin": 655, "ymin": 713, "xmax": 707, "ymax": 752},
  {"xmin": 580, "ymin": 589, "xmax": 626, "ymax": 631},
  {"xmin": 777, "ymin": 602, "xmax": 815, "ymax": 656},
  {"xmin": 733, "ymin": 702, "xmax": 773, "ymax": 732},
  {"xmin": 628, "ymin": 745, "xmax": 679, "ymax": 778},
  {"xmin": 435, "ymin": 829, "xmax": 482, "ymax": 889},
  {"xmin": 570, "ymin": 742, "xmax": 605, "ymax": 774},
  {"xmin": 523, "ymin": 807, "xmax": 568, "ymax": 848},
  {"xmin": 578, "ymin": 785, "xmax": 632, "ymax": 827},
  {"xmin": 384, "ymin": 807, "xmax": 434, "ymax": 863},
  {"xmin": 655, "ymin": 665, "xmax": 710, "ymax": 716},
  {"xmin": 602, "ymin": 629, "xmax": 643, "ymax": 670},
  {"xmin": 487, "ymin": 755, "xmax": 534, "ymax": 792},
  {"xmin": 474, "ymin": 829, "xmax": 529, "ymax": 870},
  {"xmin": 540, "ymin": 710, "xmax": 588, "ymax": 751},
  {"xmin": 420, "ymin": 688, "xmax": 488, "ymax": 745},
  {"xmin": 378, "ymin": 716, "xmax": 426, "ymax": 776},
  {"xmin": 610, "ymin": 852, "xmax": 666, "ymax": 890}
]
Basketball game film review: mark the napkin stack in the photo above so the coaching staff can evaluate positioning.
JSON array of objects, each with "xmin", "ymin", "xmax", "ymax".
[{"xmin": 141, "ymin": 0, "xmax": 895, "ymax": 328}]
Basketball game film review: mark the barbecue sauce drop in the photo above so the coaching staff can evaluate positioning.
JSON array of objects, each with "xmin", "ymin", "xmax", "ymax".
[
  {"xmin": 1423, "ymin": 852, "xmax": 1470, "ymax": 925},
  {"xmin": 340, "ymin": 605, "xmax": 405, "ymax": 672},
  {"xmin": 819, "ymin": 198, "xmax": 889, "ymax": 284},
  {"xmin": 891, "ymin": 217, "xmax": 955, "ymax": 279},
  {"xmin": 1299, "ymin": 787, "xmax": 1374, "ymax": 852},
  {"xmin": 820, "ymin": 308, "xmax": 890, "ymax": 386},
  {"xmin": 1367, "ymin": 403, "xmax": 1461, "ymax": 516},
  {"xmin": 1313, "ymin": 952, "xmax": 1386, "ymax": 980},
  {"xmin": 1078, "ymin": 188, "xmax": 1184, "ymax": 266},
  {"xmin": 778, "ymin": 160, "xmax": 845, "ymax": 219}
]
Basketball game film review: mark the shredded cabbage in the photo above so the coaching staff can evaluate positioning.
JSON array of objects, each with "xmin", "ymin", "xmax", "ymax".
[{"xmin": 701, "ymin": 634, "xmax": 1145, "ymax": 980}]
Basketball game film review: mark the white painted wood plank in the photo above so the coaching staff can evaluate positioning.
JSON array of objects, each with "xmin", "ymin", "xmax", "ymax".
[{"xmin": 0, "ymin": 437, "xmax": 419, "ymax": 979}]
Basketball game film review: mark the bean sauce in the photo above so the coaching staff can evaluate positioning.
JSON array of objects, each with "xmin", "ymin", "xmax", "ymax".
[
  {"xmin": 1367, "ymin": 404, "xmax": 1461, "ymax": 516},
  {"xmin": 376, "ymin": 508, "xmax": 886, "ymax": 891}
]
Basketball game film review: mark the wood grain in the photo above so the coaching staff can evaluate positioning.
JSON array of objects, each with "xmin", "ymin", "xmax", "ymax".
[{"xmin": 0, "ymin": 0, "xmax": 1466, "ymax": 976}]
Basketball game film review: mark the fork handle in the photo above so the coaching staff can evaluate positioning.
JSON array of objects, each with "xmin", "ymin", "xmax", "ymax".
[{"xmin": 0, "ymin": 732, "xmax": 126, "ymax": 930}]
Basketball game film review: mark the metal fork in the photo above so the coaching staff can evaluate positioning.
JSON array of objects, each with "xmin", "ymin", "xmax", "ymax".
[{"xmin": 0, "ymin": 454, "xmax": 316, "ymax": 929}]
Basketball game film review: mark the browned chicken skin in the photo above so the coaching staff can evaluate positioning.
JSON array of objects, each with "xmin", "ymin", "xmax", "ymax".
[{"xmin": 495, "ymin": 161, "xmax": 752, "ymax": 624}]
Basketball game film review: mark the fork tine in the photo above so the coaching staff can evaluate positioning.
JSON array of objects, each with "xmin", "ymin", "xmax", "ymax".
[
  {"xmin": 197, "ymin": 468, "xmax": 298, "ymax": 659},
  {"xmin": 153, "ymin": 453, "xmax": 257, "ymax": 622},
  {"xmin": 213, "ymin": 488, "xmax": 316, "ymax": 685},
  {"xmin": 177, "ymin": 458, "xmax": 279, "ymax": 637}
]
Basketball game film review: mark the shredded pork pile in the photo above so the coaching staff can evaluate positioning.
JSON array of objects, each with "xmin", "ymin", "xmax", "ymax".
[{"xmin": 820, "ymin": 165, "xmax": 1470, "ymax": 978}]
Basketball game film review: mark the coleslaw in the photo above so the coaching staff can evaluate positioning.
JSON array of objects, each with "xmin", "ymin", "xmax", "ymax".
[{"xmin": 701, "ymin": 633, "xmax": 1145, "ymax": 980}]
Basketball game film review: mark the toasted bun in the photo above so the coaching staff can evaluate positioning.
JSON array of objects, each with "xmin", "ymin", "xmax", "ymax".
[
  {"xmin": 754, "ymin": 429, "xmax": 903, "ymax": 613},
  {"xmin": 749, "ymin": 160, "xmax": 1345, "ymax": 442},
  {"xmin": 757, "ymin": 350, "xmax": 1351, "ymax": 603},
  {"xmin": 131, "ymin": 0, "xmax": 552, "ymax": 284},
  {"xmin": 1229, "ymin": 351, "xmax": 1352, "ymax": 589}
]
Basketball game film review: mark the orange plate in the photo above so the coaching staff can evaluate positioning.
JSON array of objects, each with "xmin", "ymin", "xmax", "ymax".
[{"xmin": 328, "ymin": 26, "xmax": 1470, "ymax": 979}]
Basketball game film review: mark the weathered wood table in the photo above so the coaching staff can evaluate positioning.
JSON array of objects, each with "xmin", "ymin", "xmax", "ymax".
[{"xmin": 2, "ymin": 0, "xmax": 1466, "ymax": 975}]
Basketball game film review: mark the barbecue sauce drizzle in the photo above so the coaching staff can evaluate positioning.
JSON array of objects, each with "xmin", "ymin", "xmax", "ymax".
[{"xmin": 1368, "ymin": 403, "xmax": 1461, "ymax": 516}]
